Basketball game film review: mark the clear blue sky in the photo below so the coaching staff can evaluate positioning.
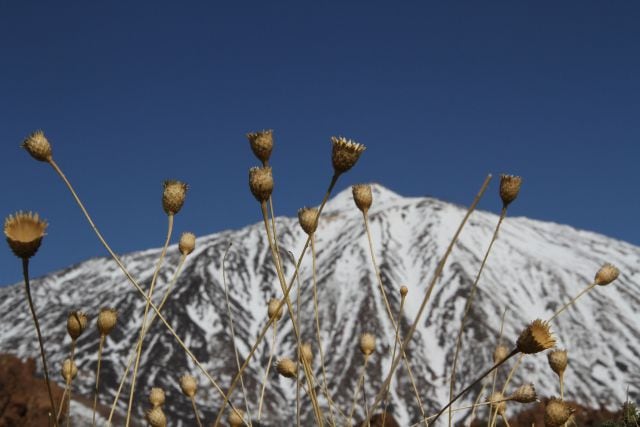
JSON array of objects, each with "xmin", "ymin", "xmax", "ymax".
[{"xmin": 1, "ymin": 1, "xmax": 639, "ymax": 285}]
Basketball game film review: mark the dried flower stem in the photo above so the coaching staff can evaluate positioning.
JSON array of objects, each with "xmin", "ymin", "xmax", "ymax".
[
  {"xmin": 547, "ymin": 283, "xmax": 597, "ymax": 323},
  {"xmin": 46, "ymin": 160, "xmax": 227, "ymax": 411},
  {"xmin": 125, "ymin": 214, "xmax": 174, "ymax": 427},
  {"xmin": 213, "ymin": 174, "xmax": 340, "ymax": 426},
  {"xmin": 310, "ymin": 235, "xmax": 337, "ymax": 426},
  {"xmin": 490, "ymin": 354, "xmax": 525, "ymax": 427},
  {"xmin": 257, "ymin": 320, "xmax": 278, "ymax": 419},
  {"xmin": 468, "ymin": 382, "xmax": 488, "ymax": 427},
  {"xmin": 65, "ymin": 342, "xmax": 76, "ymax": 427},
  {"xmin": 347, "ymin": 355, "xmax": 370, "ymax": 426},
  {"xmin": 367, "ymin": 174, "xmax": 493, "ymax": 421},
  {"xmin": 488, "ymin": 308, "xmax": 508, "ymax": 427},
  {"xmin": 190, "ymin": 396, "xmax": 203, "ymax": 427},
  {"xmin": 21, "ymin": 258, "xmax": 59, "ymax": 427},
  {"xmin": 107, "ymin": 253, "xmax": 187, "ymax": 424},
  {"xmin": 449, "ymin": 207, "xmax": 507, "ymax": 426},
  {"xmin": 92, "ymin": 334, "xmax": 106, "ymax": 426},
  {"xmin": 222, "ymin": 243, "xmax": 253, "ymax": 425},
  {"xmin": 501, "ymin": 413, "xmax": 511, "ymax": 427}
]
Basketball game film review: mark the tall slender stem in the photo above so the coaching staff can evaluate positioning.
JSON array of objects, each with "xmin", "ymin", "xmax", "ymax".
[
  {"xmin": 488, "ymin": 308, "xmax": 508, "ymax": 427},
  {"xmin": 190, "ymin": 396, "xmax": 203, "ymax": 427},
  {"xmin": 125, "ymin": 214, "xmax": 174, "ymax": 426},
  {"xmin": 257, "ymin": 321, "xmax": 278, "ymax": 419},
  {"xmin": 449, "ymin": 207, "xmax": 507, "ymax": 426},
  {"xmin": 367, "ymin": 174, "xmax": 493, "ymax": 421},
  {"xmin": 348, "ymin": 355, "xmax": 370, "ymax": 425},
  {"xmin": 547, "ymin": 283, "xmax": 596, "ymax": 323},
  {"xmin": 22, "ymin": 258, "xmax": 59, "ymax": 427},
  {"xmin": 92, "ymin": 335, "xmax": 106, "ymax": 426}
]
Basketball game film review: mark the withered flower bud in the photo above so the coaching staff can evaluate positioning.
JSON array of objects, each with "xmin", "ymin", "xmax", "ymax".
[
  {"xmin": 352, "ymin": 184, "xmax": 373, "ymax": 213},
  {"xmin": 493, "ymin": 344, "xmax": 510, "ymax": 365},
  {"xmin": 499, "ymin": 174, "xmax": 522, "ymax": 207},
  {"xmin": 179, "ymin": 232, "xmax": 196, "ymax": 256},
  {"xmin": 229, "ymin": 408, "xmax": 245, "ymax": 427},
  {"xmin": 300, "ymin": 343, "xmax": 313, "ymax": 365},
  {"xmin": 399, "ymin": 286, "xmax": 408, "ymax": 297},
  {"xmin": 359, "ymin": 333, "xmax": 376, "ymax": 356},
  {"xmin": 249, "ymin": 166, "xmax": 273, "ymax": 202},
  {"xmin": 298, "ymin": 207, "xmax": 318, "ymax": 235},
  {"xmin": 516, "ymin": 319, "xmax": 555, "ymax": 354},
  {"xmin": 67, "ymin": 311, "xmax": 88, "ymax": 340},
  {"xmin": 61, "ymin": 358, "xmax": 77, "ymax": 383},
  {"xmin": 4, "ymin": 212, "xmax": 48, "ymax": 259},
  {"xmin": 331, "ymin": 136, "xmax": 366, "ymax": 174},
  {"xmin": 97, "ymin": 308, "xmax": 117, "ymax": 336},
  {"xmin": 544, "ymin": 398, "xmax": 574, "ymax": 426},
  {"xmin": 267, "ymin": 298, "xmax": 283, "ymax": 321},
  {"xmin": 594, "ymin": 263, "xmax": 619, "ymax": 286},
  {"xmin": 149, "ymin": 387, "xmax": 166, "ymax": 407},
  {"xmin": 162, "ymin": 180, "xmax": 188, "ymax": 215},
  {"xmin": 547, "ymin": 349, "xmax": 568, "ymax": 377},
  {"xmin": 247, "ymin": 129, "xmax": 274, "ymax": 165},
  {"xmin": 510, "ymin": 383, "xmax": 537, "ymax": 403},
  {"xmin": 146, "ymin": 406, "xmax": 167, "ymax": 427},
  {"xmin": 180, "ymin": 374, "xmax": 197, "ymax": 397},
  {"xmin": 22, "ymin": 130, "xmax": 52, "ymax": 162},
  {"xmin": 276, "ymin": 358, "xmax": 297, "ymax": 378}
]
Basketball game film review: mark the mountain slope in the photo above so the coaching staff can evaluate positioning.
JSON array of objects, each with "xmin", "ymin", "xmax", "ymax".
[{"xmin": 1, "ymin": 185, "xmax": 638, "ymax": 426}]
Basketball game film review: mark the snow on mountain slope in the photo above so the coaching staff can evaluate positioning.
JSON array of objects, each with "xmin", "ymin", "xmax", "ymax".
[{"xmin": 0, "ymin": 184, "xmax": 638, "ymax": 426}]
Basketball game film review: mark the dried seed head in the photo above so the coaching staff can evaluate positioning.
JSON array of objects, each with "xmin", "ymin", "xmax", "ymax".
[
  {"xmin": 594, "ymin": 263, "xmax": 620, "ymax": 286},
  {"xmin": 149, "ymin": 387, "xmax": 166, "ymax": 407},
  {"xmin": 544, "ymin": 398, "xmax": 574, "ymax": 426},
  {"xmin": 493, "ymin": 344, "xmax": 510, "ymax": 364},
  {"xmin": 300, "ymin": 343, "xmax": 313, "ymax": 365},
  {"xmin": 4, "ymin": 211, "xmax": 47, "ymax": 259},
  {"xmin": 61, "ymin": 358, "xmax": 77, "ymax": 382},
  {"xmin": 499, "ymin": 174, "xmax": 522, "ymax": 206},
  {"xmin": 352, "ymin": 184, "xmax": 373, "ymax": 213},
  {"xmin": 229, "ymin": 408, "xmax": 245, "ymax": 427},
  {"xmin": 399, "ymin": 286, "xmax": 408, "ymax": 297},
  {"xmin": 331, "ymin": 136, "xmax": 366, "ymax": 174},
  {"xmin": 297, "ymin": 207, "xmax": 318, "ymax": 235},
  {"xmin": 179, "ymin": 232, "xmax": 196, "ymax": 256},
  {"xmin": 488, "ymin": 392, "xmax": 507, "ymax": 415},
  {"xmin": 360, "ymin": 333, "xmax": 376, "ymax": 356},
  {"xmin": 162, "ymin": 180, "xmax": 188, "ymax": 215},
  {"xmin": 146, "ymin": 406, "xmax": 167, "ymax": 427},
  {"xmin": 547, "ymin": 349, "xmax": 568, "ymax": 377},
  {"xmin": 276, "ymin": 357, "xmax": 297, "ymax": 379},
  {"xmin": 22, "ymin": 130, "xmax": 52, "ymax": 162},
  {"xmin": 97, "ymin": 308, "xmax": 117, "ymax": 336},
  {"xmin": 247, "ymin": 129, "xmax": 274, "ymax": 165},
  {"xmin": 516, "ymin": 319, "xmax": 556, "ymax": 354},
  {"xmin": 67, "ymin": 311, "xmax": 88, "ymax": 340},
  {"xmin": 267, "ymin": 298, "xmax": 283, "ymax": 321},
  {"xmin": 510, "ymin": 383, "xmax": 538, "ymax": 403},
  {"xmin": 248, "ymin": 166, "xmax": 273, "ymax": 202},
  {"xmin": 180, "ymin": 374, "xmax": 197, "ymax": 397}
]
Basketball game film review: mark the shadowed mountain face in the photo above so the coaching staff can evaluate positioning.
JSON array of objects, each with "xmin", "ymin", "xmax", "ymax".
[{"xmin": 1, "ymin": 185, "xmax": 638, "ymax": 426}]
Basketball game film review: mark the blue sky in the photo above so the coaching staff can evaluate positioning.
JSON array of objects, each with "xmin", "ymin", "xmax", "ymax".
[{"xmin": 1, "ymin": 1, "xmax": 639, "ymax": 285}]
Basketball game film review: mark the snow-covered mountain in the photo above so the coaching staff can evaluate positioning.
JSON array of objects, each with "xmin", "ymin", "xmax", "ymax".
[{"xmin": 1, "ymin": 184, "xmax": 638, "ymax": 426}]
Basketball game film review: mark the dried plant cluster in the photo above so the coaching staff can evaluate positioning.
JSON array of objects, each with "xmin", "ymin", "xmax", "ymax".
[{"xmin": 4, "ymin": 129, "xmax": 629, "ymax": 427}]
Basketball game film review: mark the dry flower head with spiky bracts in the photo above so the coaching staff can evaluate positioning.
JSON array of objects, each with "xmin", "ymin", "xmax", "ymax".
[
  {"xmin": 298, "ymin": 207, "xmax": 319, "ymax": 235},
  {"xmin": 247, "ymin": 129, "xmax": 274, "ymax": 165},
  {"xmin": 149, "ymin": 387, "xmax": 166, "ymax": 408},
  {"xmin": 352, "ymin": 184, "xmax": 373, "ymax": 213},
  {"xmin": 547, "ymin": 349, "xmax": 568, "ymax": 378},
  {"xmin": 4, "ymin": 211, "xmax": 48, "ymax": 259},
  {"xmin": 22, "ymin": 130, "xmax": 52, "ymax": 162},
  {"xmin": 544, "ymin": 397, "xmax": 574, "ymax": 426},
  {"xmin": 162, "ymin": 180, "xmax": 188, "ymax": 215},
  {"xmin": 516, "ymin": 319, "xmax": 556, "ymax": 354},
  {"xmin": 499, "ymin": 174, "xmax": 522, "ymax": 207},
  {"xmin": 97, "ymin": 308, "xmax": 117, "ymax": 336},
  {"xmin": 331, "ymin": 136, "xmax": 366, "ymax": 175},
  {"xmin": 509, "ymin": 383, "xmax": 538, "ymax": 403},
  {"xmin": 178, "ymin": 232, "xmax": 196, "ymax": 256},
  {"xmin": 276, "ymin": 357, "xmax": 297, "ymax": 379},
  {"xmin": 67, "ymin": 311, "xmax": 88, "ymax": 340},
  {"xmin": 146, "ymin": 406, "xmax": 167, "ymax": 427},
  {"xmin": 248, "ymin": 166, "xmax": 274, "ymax": 202},
  {"xmin": 594, "ymin": 263, "xmax": 620, "ymax": 286}
]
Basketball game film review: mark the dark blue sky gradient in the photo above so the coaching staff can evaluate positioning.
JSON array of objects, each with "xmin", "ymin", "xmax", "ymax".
[{"xmin": 1, "ymin": 1, "xmax": 639, "ymax": 285}]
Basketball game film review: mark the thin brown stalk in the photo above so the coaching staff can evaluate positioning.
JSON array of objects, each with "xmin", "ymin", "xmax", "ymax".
[
  {"xmin": 190, "ymin": 396, "xmax": 203, "ymax": 427},
  {"xmin": 47, "ymin": 160, "xmax": 227, "ymax": 409},
  {"xmin": 501, "ymin": 413, "xmax": 512, "ymax": 427},
  {"xmin": 66, "ymin": 342, "xmax": 76, "ymax": 427},
  {"xmin": 367, "ymin": 174, "xmax": 493, "ymax": 421},
  {"xmin": 547, "ymin": 283, "xmax": 596, "ymax": 323},
  {"xmin": 213, "ymin": 174, "xmax": 339, "ymax": 426},
  {"xmin": 488, "ymin": 308, "xmax": 508, "ymax": 427},
  {"xmin": 125, "ymin": 214, "xmax": 174, "ymax": 426},
  {"xmin": 468, "ymin": 382, "xmax": 488, "ymax": 427},
  {"xmin": 222, "ymin": 243, "xmax": 253, "ymax": 425},
  {"xmin": 107, "ymin": 254, "xmax": 187, "ymax": 424},
  {"xmin": 21, "ymin": 258, "xmax": 59, "ymax": 427},
  {"xmin": 348, "ymin": 355, "xmax": 370, "ymax": 426},
  {"xmin": 449, "ymin": 207, "xmax": 507, "ymax": 426},
  {"xmin": 92, "ymin": 334, "xmax": 106, "ymax": 426},
  {"xmin": 491, "ymin": 354, "xmax": 525, "ymax": 427},
  {"xmin": 296, "ymin": 254, "xmax": 302, "ymax": 427},
  {"xmin": 257, "ymin": 321, "xmax": 278, "ymax": 419}
]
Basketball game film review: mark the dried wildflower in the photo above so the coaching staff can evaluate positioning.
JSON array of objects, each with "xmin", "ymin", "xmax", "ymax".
[
  {"xmin": 179, "ymin": 232, "xmax": 196, "ymax": 256},
  {"xmin": 22, "ymin": 130, "xmax": 52, "ymax": 162},
  {"xmin": 276, "ymin": 357, "xmax": 297, "ymax": 378},
  {"xmin": 149, "ymin": 387, "xmax": 166, "ymax": 407},
  {"xmin": 493, "ymin": 344, "xmax": 510, "ymax": 364},
  {"xmin": 180, "ymin": 374, "xmax": 197, "ymax": 397},
  {"xmin": 400, "ymin": 286, "xmax": 408, "ymax": 297},
  {"xmin": 61, "ymin": 358, "xmax": 77, "ymax": 382},
  {"xmin": 162, "ymin": 180, "xmax": 188, "ymax": 215},
  {"xmin": 247, "ymin": 129, "xmax": 274, "ymax": 165},
  {"xmin": 544, "ymin": 397, "xmax": 574, "ymax": 426},
  {"xmin": 267, "ymin": 298, "xmax": 283, "ymax": 321},
  {"xmin": 229, "ymin": 408, "xmax": 245, "ymax": 427},
  {"xmin": 360, "ymin": 333, "xmax": 376, "ymax": 356},
  {"xmin": 547, "ymin": 349, "xmax": 568, "ymax": 377},
  {"xmin": 331, "ymin": 136, "xmax": 366, "ymax": 174},
  {"xmin": 488, "ymin": 391, "xmax": 507, "ymax": 415},
  {"xmin": 516, "ymin": 319, "xmax": 555, "ymax": 354},
  {"xmin": 248, "ymin": 166, "xmax": 273, "ymax": 202},
  {"xmin": 4, "ymin": 211, "xmax": 48, "ymax": 259},
  {"xmin": 67, "ymin": 311, "xmax": 88, "ymax": 340},
  {"xmin": 499, "ymin": 174, "xmax": 522, "ymax": 207},
  {"xmin": 298, "ymin": 207, "xmax": 318, "ymax": 235},
  {"xmin": 510, "ymin": 383, "xmax": 537, "ymax": 403},
  {"xmin": 300, "ymin": 343, "xmax": 313, "ymax": 365},
  {"xmin": 594, "ymin": 263, "xmax": 619, "ymax": 286},
  {"xmin": 146, "ymin": 406, "xmax": 167, "ymax": 427},
  {"xmin": 97, "ymin": 308, "xmax": 117, "ymax": 336},
  {"xmin": 352, "ymin": 184, "xmax": 373, "ymax": 213}
]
